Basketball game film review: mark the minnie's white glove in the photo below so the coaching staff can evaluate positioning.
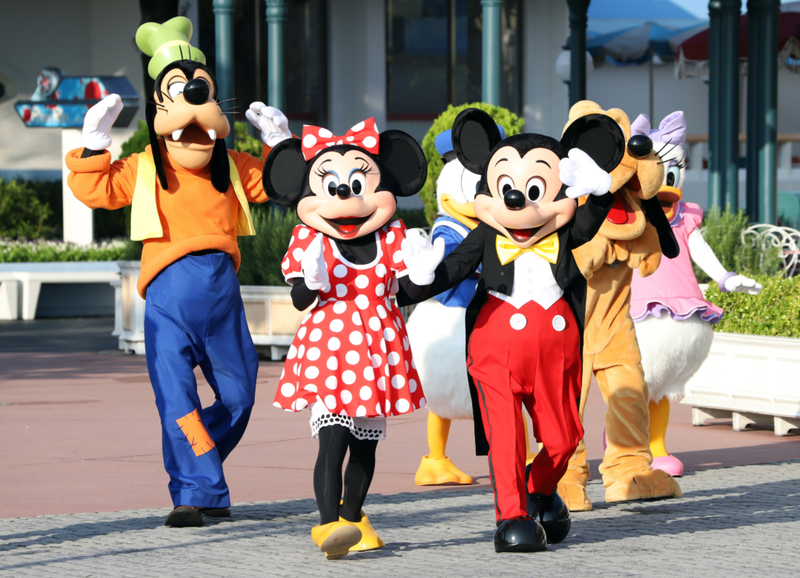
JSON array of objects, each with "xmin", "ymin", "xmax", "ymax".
[
  {"xmin": 245, "ymin": 102, "xmax": 292, "ymax": 147},
  {"xmin": 559, "ymin": 148, "xmax": 613, "ymax": 199},
  {"xmin": 301, "ymin": 235, "xmax": 329, "ymax": 292},
  {"xmin": 723, "ymin": 274, "xmax": 763, "ymax": 295},
  {"xmin": 82, "ymin": 94, "xmax": 123, "ymax": 150},
  {"xmin": 401, "ymin": 229, "xmax": 445, "ymax": 286}
]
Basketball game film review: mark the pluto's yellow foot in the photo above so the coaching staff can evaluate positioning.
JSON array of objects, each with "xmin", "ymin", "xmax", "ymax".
[
  {"xmin": 311, "ymin": 521, "xmax": 361, "ymax": 560},
  {"xmin": 556, "ymin": 466, "xmax": 592, "ymax": 512},
  {"xmin": 415, "ymin": 455, "xmax": 473, "ymax": 485},
  {"xmin": 341, "ymin": 510, "xmax": 385, "ymax": 551}
]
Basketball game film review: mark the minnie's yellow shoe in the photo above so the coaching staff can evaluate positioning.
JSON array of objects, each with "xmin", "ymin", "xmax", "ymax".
[
  {"xmin": 311, "ymin": 521, "xmax": 362, "ymax": 560},
  {"xmin": 342, "ymin": 509, "xmax": 386, "ymax": 551}
]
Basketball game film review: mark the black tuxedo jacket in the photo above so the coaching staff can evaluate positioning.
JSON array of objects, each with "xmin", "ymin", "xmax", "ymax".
[{"xmin": 402, "ymin": 192, "xmax": 615, "ymax": 454}]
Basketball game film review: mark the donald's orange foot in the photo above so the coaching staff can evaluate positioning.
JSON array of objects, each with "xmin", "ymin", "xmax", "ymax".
[{"xmin": 415, "ymin": 456, "xmax": 473, "ymax": 485}]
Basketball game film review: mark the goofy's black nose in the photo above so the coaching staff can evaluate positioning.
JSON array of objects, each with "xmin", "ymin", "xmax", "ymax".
[
  {"xmin": 504, "ymin": 189, "xmax": 526, "ymax": 210},
  {"xmin": 183, "ymin": 78, "xmax": 211, "ymax": 105},
  {"xmin": 336, "ymin": 184, "xmax": 351, "ymax": 199},
  {"xmin": 627, "ymin": 134, "xmax": 653, "ymax": 158}
]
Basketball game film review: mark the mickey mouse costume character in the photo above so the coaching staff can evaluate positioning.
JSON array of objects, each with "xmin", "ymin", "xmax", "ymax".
[
  {"xmin": 403, "ymin": 107, "xmax": 623, "ymax": 552},
  {"xmin": 264, "ymin": 118, "xmax": 436, "ymax": 559},
  {"xmin": 66, "ymin": 17, "xmax": 291, "ymax": 527}
]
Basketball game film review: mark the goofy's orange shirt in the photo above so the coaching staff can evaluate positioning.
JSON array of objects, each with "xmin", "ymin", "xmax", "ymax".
[{"xmin": 66, "ymin": 141, "xmax": 270, "ymax": 297}]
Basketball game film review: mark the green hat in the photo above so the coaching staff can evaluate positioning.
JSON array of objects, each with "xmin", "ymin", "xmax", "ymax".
[{"xmin": 136, "ymin": 16, "xmax": 206, "ymax": 80}]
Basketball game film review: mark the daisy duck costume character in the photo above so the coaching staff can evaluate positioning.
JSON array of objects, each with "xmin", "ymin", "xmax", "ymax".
[
  {"xmin": 264, "ymin": 118, "xmax": 435, "ymax": 560},
  {"xmin": 629, "ymin": 111, "xmax": 762, "ymax": 476},
  {"xmin": 405, "ymin": 124, "xmax": 504, "ymax": 487},
  {"xmin": 403, "ymin": 108, "xmax": 624, "ymax": 552},
  {"xmin": 66, "ymin": 17, "xmax": 291, "ymax": 528}
]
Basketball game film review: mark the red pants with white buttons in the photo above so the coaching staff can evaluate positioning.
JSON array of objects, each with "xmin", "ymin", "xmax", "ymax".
[{"xmin": 468, "ymin": 295, "xmax": 583, "ymax": 521}]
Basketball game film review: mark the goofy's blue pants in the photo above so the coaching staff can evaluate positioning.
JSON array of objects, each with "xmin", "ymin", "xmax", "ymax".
[{"xmin": 144, "ymin": 252, "xmax": 258, "ymax": 508}]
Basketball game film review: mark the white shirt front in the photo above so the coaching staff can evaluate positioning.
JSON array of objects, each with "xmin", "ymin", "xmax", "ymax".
[{"xmin": 488, "ymin": 251, "xmax": 563, "ymax": 310}]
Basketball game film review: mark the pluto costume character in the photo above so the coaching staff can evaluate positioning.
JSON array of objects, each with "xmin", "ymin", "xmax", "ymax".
[
  {"xmin": 557, "ymin": 102, "xmax": 683, "ymax": 511},
  {"xmin": 66, "ymin": 17, "xmax": 291, "ymax": 527},
  {"xmin": 403, "ymin": 107, "xmax": 624, "ymax": 552},
  {"xmin": 630, "ymin": 111, "xmax": 762, "ymax": 476}
]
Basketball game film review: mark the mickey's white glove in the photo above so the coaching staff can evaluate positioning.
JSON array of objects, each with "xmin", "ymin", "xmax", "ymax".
[
  {"xmin": 82, "ymin": 94, "xmax": 123, "ymax": 151},
  {"xmin": 559, "ymin": 148, "xmax": 613, "ymax": 199},
  {"xmin": 401, "ymin": 229, "xmax": 445, "ymax": 286},
  {"xmin": 723, "ymin": 274, "xmax": 763, "ymax": 295},
  {"xmin": 301, "ymin": 235, "xmax": 329, "ymax": 292},
  {"xmin": 245, "ymin": 102, "xmax": 292, "ymax": 147}
]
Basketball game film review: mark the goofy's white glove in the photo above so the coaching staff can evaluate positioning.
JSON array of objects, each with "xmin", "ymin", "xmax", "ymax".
[
  {"xmin": 301, "ymin": 234, "xmax": 330, "ymax": 292},
  {"xmin": 245, "ymin": 102, "xmax": 292, "ymax": 148},
  {"xmin": 401, "ymin": 229, "xmax": 445, "ymax": 286},
  {"xmin": 82, "ymin": 94, "xmax": 123, "ymax": 151},
  {"xmin": 559, "ymin": 148, "xmax": 613, "ymax": 199}
]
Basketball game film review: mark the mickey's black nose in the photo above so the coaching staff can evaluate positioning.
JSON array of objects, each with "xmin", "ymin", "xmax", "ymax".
[
  {"xmin": 336, "ymin": 184, "xmax": 351, "ymax": 199},
  {"xmin": 183, "ymin": 78, "xmax": 211, "ymax": 105},
  {"xmin": 627, "ymin": 134, "xmax": 653, "ymax": 158},
  {"xmin": 504, "ymin": 189, "xmax": 526, "ymax": 210}
]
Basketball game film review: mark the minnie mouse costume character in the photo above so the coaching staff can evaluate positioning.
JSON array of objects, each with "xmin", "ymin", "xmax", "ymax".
[
  {"xmin": 403, "ymin": 107, "xmax": 624, "ymax": 552},
  {"xmin": 264, "ymin": 118, "xmax": 437, "ymax": 560},
  {"xmin": 66, "ymin": 17, "xmax": 291, "ymax": 528}
]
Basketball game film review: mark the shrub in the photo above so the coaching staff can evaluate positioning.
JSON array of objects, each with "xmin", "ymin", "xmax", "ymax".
[
  {"xmin": 706, "ymin": 275, "xmax": 800, "ymax": 338},
  {"xmin": 119, "ymin": 119, "xmax": 150, "ymax": 160},
  {"xmin": 0, "ymin": 238, "xmax": 128, "ymax": 262},
  {"xmin": 0, "ymin": 179, "xmax": 54, "ymax": 239},
  {"xmin": 419, "ymin": 103, "xmax": 524, "ymax": 226},
  {"xmin": 693, "ymin": 207, "xmax": 783, "ymax": 282},
  {"xmin": 237, "ymin": 205, "xmax": 302, "ymax": 286}
]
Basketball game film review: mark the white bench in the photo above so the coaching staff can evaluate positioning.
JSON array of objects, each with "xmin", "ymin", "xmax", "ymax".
[{"xmin": 0, "ymin": 262, "xmax": 121, "ymax": 320}]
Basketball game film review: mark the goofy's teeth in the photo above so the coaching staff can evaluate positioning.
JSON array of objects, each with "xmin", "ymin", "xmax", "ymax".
[
  {"xmin": 171, "ymin": 129, "xmax": 184, "ymax": 141},
  {"xmin": 207, "ymin": 129, "xmax": 217, "ymax": 141}
]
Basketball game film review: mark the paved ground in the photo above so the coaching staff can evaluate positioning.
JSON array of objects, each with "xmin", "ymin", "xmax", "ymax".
[{"xmin": 1, "ymin": 317, "xmax": 799, "ymax": 576}]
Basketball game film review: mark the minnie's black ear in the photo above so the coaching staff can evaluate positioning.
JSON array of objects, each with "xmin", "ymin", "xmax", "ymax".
[
  {"xmin": 210, "ymin": 139, "xmax": 230, "ymax": 193},
  {"xmin": 377, "ymin": 130, "xmax": 427, "ymax": 197},
  {"xmin": 263, "ymin": 138, "xmax": 309, "ymax": 207},
  {"xmin": 451, "ymin": 108, "xmax": 503, "ymax": 174},
  {"xmin": 561, "ymin": 114, "xmax": 625, "ymax": 173}
]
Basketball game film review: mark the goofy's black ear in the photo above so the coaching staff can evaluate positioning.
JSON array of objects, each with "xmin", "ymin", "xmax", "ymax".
[
  {"xmin": 377, "ymin": 130, "xmax": 427, "ymax": 197},
  {"xmin": 642, "ymin": 196, "xmax": 680, "ymax": 259},
  {"xmin": 561, "ymin": 114, "xmax": 625, "ymax": 173},
  {"xmin": 210, "ymin": 139, "xmax": 230, "ymax": 193},
  {"xmin": 451, "ymin": 108, "xmax": 503, "ymax": 174},
  {"xmin": 146, "ymin": 101, "xmax": 168, "ymax": 191},
  {"xmin": 263, "ymin": 138, "xmax": 308, "ymax": 207}
]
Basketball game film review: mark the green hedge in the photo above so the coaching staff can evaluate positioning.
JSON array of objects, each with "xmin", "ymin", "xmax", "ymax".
[
  {"xmin": 237, "ymin": 206, "xmax": 302, "ymax": 286},
  {"xmin": 706, "ymin": 275, "xmax": 800, "ymax": 338},
  {"xmin": 0, "ymin": 238, "xmax": 131, "ymax": 262},
  {"xmin": 419, "ymin": 103, "xmax": 524, "ymax": 226}
]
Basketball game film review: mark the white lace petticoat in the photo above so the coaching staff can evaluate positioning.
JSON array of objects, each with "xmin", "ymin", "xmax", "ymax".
[{"xmin": 309, "ymin": 400, "xmax": 386, "ymax": 441}]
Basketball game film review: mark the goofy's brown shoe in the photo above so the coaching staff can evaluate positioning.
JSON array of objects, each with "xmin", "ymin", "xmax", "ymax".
[{"xmin": 165, "ymin": 506, "xmax": 203, "ymax": 527}]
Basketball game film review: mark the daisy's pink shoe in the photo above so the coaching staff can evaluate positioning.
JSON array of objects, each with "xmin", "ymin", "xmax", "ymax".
[{"xmin": 651, "ymin": 455, "xmax": 684, "ymax": 477}]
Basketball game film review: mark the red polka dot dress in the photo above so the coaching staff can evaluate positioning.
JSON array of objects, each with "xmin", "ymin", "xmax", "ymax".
[{"xmin": 273, "ymin": 220, "xmax": 426, "ymax": 437}]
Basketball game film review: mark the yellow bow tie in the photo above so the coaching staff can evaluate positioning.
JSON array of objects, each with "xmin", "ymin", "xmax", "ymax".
[{"xmin": 496, "ymin": 232, "xmax": 560, "ymax": 266}]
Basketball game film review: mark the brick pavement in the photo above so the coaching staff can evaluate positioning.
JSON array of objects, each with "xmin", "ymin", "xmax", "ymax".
[{"xmin": 1, "ymin": 460, "xmax": 799, "ymax": 577}]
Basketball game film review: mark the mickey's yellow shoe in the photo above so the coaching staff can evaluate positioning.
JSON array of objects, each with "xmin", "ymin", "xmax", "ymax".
[
  {"xmin": 310, "ymin": 521, "xmax": 362, "ymax": 560},
  {"xmin": 342, "ymin": 509, "xmax": 385, "ymax": 552}
]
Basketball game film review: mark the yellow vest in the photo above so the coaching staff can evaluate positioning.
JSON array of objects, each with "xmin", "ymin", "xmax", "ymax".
[{"xmin": 130, "ymin": 150, "xmax": 256, "ymax": 241}]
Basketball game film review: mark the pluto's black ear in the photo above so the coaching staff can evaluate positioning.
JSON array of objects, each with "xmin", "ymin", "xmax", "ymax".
[
  {"xmin": 262, "ymin": 138, "xmax": 309, "ymax": 207},
  {"xmin": 560, "ymin": 113, "xmax": 625, "ymax": 173},
  {"xmin": 642, "ymin": 196, "xmax": 681, "ymax": 259},
  {"xmin": 377, "ymin": 130, "xmax": 427, "ymax": 197},
  {"xmin": 210, "ymin": 139, "xmax": 230, "ymax": 193},
  {"xmin": 451, "ymin": 108, "xmax": 503, "ymax": 174}
]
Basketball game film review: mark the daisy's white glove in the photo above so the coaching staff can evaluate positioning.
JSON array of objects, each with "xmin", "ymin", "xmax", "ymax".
[
  {"xmin": 559, "ymin": 148, "xmax": 613, "ymax": 199},
  {"xmin": 245, "ymin": 102, "xmax": 292, "ymax": 147},
  {"xmin": 82, "ymin": 94, "xmax": 123, "ymax": 151},
  {"xmin": 301, "ymin": 235, "xmax": 329, "ymax": 292},
  {"xmin": 401, "ymin": 229, "xmax": 445, "ymax": 286},
  {"xmin": 722, "ymin": 274, "xmax": 763, "ymax": 295}
]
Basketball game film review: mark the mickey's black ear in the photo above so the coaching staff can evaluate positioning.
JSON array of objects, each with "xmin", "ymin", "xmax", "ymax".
[
  {"xmin": 210, "ymin": 139, "xmax": 230, "ymax": 193},
  {"xmin": 561, "ymin": 114, "xmax": 625, "ymax": 173},
  {"xmin": 378, "ymin": 130, "xmax": 427, "ymax": 197},
  {"xmin": 263, "ymin": 138, "xmax": 308, "ymax": 207},
  {"xmin": 451, "ymin": 108, "xmax": 503, "ymax": 174}
]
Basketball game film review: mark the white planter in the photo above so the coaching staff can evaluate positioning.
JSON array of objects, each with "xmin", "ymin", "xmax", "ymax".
[
  {"xmin": 115, "ymin": 262, "xmax": 306, "ymax": 360},
  {"xmin": 682, "ymin": 331, "xmax": 800, "ymax": 436}
]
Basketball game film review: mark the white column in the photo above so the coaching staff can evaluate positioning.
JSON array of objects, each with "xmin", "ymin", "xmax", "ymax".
[{"xmin": 61, "ymin": 128, "xmax": 93, "ymax": 246}]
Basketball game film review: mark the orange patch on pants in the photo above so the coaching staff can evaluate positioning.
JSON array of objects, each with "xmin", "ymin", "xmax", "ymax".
[{"xmin": 176, "ymin": 409, "xmax": 216, "ymax": 457}]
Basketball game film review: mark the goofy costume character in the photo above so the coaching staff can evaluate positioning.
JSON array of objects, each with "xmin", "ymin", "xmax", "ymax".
[{"xmin": 66, "ymin": 17, "xmax": 291, "ymax": 527}]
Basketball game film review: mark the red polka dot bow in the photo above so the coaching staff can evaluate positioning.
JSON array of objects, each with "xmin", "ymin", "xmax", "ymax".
[{"xmin": 300, "ymin": 118, "xmax": 380, "ymax": 161}]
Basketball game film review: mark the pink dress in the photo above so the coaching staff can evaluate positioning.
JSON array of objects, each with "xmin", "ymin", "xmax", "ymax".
[
  {"xmin": 630, "ymin": 202, "xmax": 723, "ymax": 323},
  {"xmin": 273, "ymin": 220, "xmax": 427, "ymax": 419}
]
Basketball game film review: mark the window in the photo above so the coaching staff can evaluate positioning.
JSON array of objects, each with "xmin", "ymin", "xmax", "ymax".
[{"xmin": 386, "ymin": 0, "xmax": 521, "ymax": 120}]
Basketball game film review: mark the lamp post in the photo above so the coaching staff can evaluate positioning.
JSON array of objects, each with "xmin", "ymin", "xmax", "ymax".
[
  {"xmin": 213, "ymin": 0, "xmax": 235, "ymax": 148},
  {"xmin": 265, "ymin": 0, "xmax": 286, "ymax": 112},
  {"xmin": 555, "ymin": 44, "xmax": 594, "ymax": 107},
  {"xmin": 481, "ymin": 0, "xmax": 502, "ymax": 105},
  {"xmin": 566, "ymin": 0, "xmax": 591, "ymax": 106}
]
